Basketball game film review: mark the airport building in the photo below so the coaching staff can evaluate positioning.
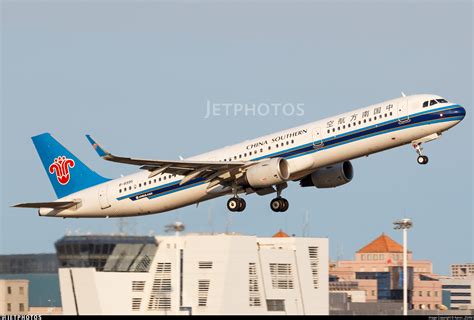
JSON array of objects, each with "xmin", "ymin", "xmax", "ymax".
[
  {"xmin": 330, "ymin": 233, "xmax": 442, "ymax": 310},
  {"xmin": 451, "ymin": 263, "xmax": 474, "ymax": 278},
  {"xmin": 0, "ymin": 279, "xmax": 29, "ymax": 315},
  {"xmin": 0, "ymin": 253, "xmax": 61, "ymax": 313},
  {"xmin": 58, "ymin": 231, "xmax": 329, "ymax": 315},
  {"xmin": 439, "ymin": 276, "xmax": 474, "ymax": 310}
]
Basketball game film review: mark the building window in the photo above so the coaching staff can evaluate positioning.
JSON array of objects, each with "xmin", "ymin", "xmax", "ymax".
[
  {"xmin": 19, "ymin": 303, "xmax": 24, "ymax": 312},
  {"xmin": 7, "ymin": 286, "xmax": 11, "ymax": 294},
  {"xmin": 419, "ymin": 291, "xmax": 422, "ymax": 297},
  {"xmin": 198, "ymin": 261, "xmax": 213, "ymax": 269},
  {"xmin": 198, "ymin": 280, "xmax": 211, "ymax": 307},
  {"xmin": 19, "ymin": 287, "xmax": 24, "ymax": 295},
  {"xmin": 269, "ymin": 263, "xmax": 294, "ymax": 289},
  {"xmin": 266, "ymin": 299, "xmax": 285, "ymax": 312},
  {"xmin": 427, "ymin": 291, "xmax": 431, "ymax": 297},
  {"xmin": 7, "ymin": 303, "xmax": 11, "ymax": 312},
  {"xmin": 434, "ymin": 291, "xmax": 438, "ymax": 297},
  {"xmin": 371, "ymin": 290, "xmax": 375, "ymax": 296}
]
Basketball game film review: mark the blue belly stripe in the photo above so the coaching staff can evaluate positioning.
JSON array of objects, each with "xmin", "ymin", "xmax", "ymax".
[{"xmin": 117, "ymin": 105, "xmax": 463, "ymax": 201}]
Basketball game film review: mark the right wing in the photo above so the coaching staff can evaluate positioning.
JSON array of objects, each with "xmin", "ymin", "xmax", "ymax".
[{"xmin": 12, "ymin": 200, "xmax": 80, "ymax": 209}]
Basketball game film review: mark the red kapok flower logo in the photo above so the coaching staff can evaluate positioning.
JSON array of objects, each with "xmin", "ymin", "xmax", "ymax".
[{"xmin": 49, "ymin": 156, "xmax": 75, "ymax": 185}]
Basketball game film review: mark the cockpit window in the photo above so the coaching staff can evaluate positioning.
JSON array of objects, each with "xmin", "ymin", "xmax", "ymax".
[
  {"xmin": 423, "ymin": 101, "xmax": 429, "ymax": 108},
  {"xmin": 436, "ymin": 99, "xmax": 448, "ymax": 103},
  {"xmin": 430, "ymin": 100, "xmax": 437, "ymax": 106}
]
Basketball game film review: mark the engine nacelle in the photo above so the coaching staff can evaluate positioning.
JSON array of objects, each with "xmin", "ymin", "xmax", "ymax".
[
  {"xmin": 300, "ymin": 161, "xmax": 354, "ymax": 188},
  {"xmin": 244, "ymin": 158, "xmax": 290, "ymax": 188}
]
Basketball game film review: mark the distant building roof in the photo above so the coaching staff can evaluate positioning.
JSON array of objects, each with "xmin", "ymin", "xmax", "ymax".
[
  {"xmin": 0, "ymin": 254, "xmax": 58, "ymax": 274},
  {"xmin": 357, "ymin": 233, "xmax": 408, "ymax": 253},
  {"xmin": 272, "ymin": 230, "xmax": 289, "ymax": 238}
]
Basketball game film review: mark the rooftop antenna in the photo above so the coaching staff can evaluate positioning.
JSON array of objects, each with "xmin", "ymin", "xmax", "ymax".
[
  {"xmin": 336, "ymin": 244, "xmax": 344, "ymax": 262},
  {"xmin": 208, "ymin": 204, "xmax": 214, "ymax": 234},
  {"xmin": 117, "ymin": 218, "xmax": 129, "ymax": 235},
  {"xmin": 225, "ymin": 213, "xmax": 233, "ymax": 234},
  {"xmin": 302, "ymin": 210, "xmax": 310, "ymax": 237}
]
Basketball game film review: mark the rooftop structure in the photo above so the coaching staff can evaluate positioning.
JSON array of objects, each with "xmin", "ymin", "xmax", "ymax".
[
  {"xmin": 58, "ymin": 233, "xmax": 329, "ymax": 315},
  {"xmin": 330, "ymin": 233, "xmax": 442, "ymax": 311}
]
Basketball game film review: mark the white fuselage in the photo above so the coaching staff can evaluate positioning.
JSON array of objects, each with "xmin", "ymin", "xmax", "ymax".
[{"xmin": 40, "ymin": 94, "xmax": 466, "ymax": 217}]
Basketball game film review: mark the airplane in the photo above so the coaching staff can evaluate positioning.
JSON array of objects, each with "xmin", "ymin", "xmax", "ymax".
[{"xmin": 13, "ymin": 94, "xmax": 466, "ymax": 218}]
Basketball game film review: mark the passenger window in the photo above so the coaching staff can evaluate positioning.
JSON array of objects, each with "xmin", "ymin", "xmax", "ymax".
[
  {"xmin": 239, "ymin": 154, "xmax": 242, "ymax": 158},
  {"xmin": 348, "ymin": 124, "xmax": 351, "ymax": 128},
  {"xmin": 268, "ymin": 146, "xmax": 271, "ymax": 150},
  {"xmin": 260, "ymin": 148, "xmax": 263, "ymax": 152},
  {"xmin": 119, "ymin": 189, "xmax": 121, "ymax": 193},
  {"xmin": 164, "ymin": 176, "xmax": 167, "ymax": 180},
  {"xmin": 337, "ymin": 127, "xmax": 340, "ymax": 131},
  {"xmin": 423, "ymin": 101, "xmax": 429, "ymax": 108},
  {"xmin": 276, "ymin": 144, "xmax": 279, "ymax": 148},
  {"xmin": 390, "ymin": 112, "xmax": 393, "ymax": 116},
  {"xmin": 327, "ymin": 130, "xmax": 330, "ymax": 133},
  {"xmin": 291, "ymin": 140, "xmax": 294, "ymax": 144},
  {"xmin": 332, "ymin": 128, "xmax": 335, "ymax": 132},
  {"xmin": 154, "ymin": 179, "xmax": 156, "ymax": 183},
  {"xmin": 369, "ymin": 118, "xmax": 372, "ymax": 122},
  {"xmin": 364, "ymin": 119, "xmax": 367, "ymax": 123},
  {"xmin": 359, "ymin": 121, "xmax": 361, "ymax": 125},
  {"xmin": 286, "ymin": 141, "xmax": 289, "ymax": 145},
  {"xmin": 139, "ymin": 183, "xmax": 141, "ymax": 187}
]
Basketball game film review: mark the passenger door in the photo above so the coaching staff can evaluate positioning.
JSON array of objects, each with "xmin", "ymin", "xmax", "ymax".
[
  {"xmin": 312, "ymin": 127, "xmax": 324, "ymax": 149},
  {"xmin": 98, "ymin": 184, "xmax": 111, "ymax": 209},
  {"xmin": 397, "ymin": 98, "xmax": 410, "ymax": 123}
]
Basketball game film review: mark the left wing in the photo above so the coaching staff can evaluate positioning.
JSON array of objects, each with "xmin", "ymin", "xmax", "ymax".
[{"xmin": 85, "ymin": 135, "xmax": 251, "ymax": 186}]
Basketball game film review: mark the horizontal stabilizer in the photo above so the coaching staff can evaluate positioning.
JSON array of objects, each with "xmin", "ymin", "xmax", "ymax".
[{"xmin": 12, "ymin": 200, "xmax": 80, "ymax": 209}]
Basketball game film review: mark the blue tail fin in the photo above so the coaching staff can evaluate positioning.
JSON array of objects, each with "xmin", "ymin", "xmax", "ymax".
[{"xmin": 32, "ymin": 133, "xmax": 110, "ymax": 198}]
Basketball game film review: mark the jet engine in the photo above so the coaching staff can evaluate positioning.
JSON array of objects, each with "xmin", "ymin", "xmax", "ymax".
[
  {"xmin": 242, "ymin": 158, "xmax": 290, "ymax": 188},
  {"xmin": 300, "ymin": 161, "xmax": 354, "ymax": 188}
]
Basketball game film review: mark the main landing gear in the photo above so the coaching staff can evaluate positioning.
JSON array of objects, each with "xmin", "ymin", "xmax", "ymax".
[
  {"xmin": 227, "ymin": 197, "xmax": 246, "ymax": 212},
  {"xmin": 270, "ymin": 183, "xmax": 289, "ymax": 213},
  {"xmin": 413, "ymin": 143, "xmax": 429, "ymax": 165},
  {"xmin": 227, "ymin": 185, "xmax": 246, "ymax": 212}
]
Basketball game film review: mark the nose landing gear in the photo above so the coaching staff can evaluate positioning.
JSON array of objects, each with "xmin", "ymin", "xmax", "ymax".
[{"xmin": 413, "ymin": 143, "xmax": 429, "ymax": 165}]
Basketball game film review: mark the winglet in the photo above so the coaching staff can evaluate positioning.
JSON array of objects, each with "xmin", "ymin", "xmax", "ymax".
[{"xmin": 86, "ymin": 135, "xmax": 110, "ymax": 158}]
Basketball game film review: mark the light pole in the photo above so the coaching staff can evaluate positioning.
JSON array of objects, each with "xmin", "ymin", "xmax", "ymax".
[{"xmin": 393, "ymin": 218, "xmax": 413, "ymax": 316}]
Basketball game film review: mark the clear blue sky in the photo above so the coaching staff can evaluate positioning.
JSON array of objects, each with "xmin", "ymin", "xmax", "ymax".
[{"xmin": 1, "ymin": 0, "xmax": 472, "ymax": 275}]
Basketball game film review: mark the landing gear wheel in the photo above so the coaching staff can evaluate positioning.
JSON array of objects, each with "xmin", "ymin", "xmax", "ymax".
[
  {"xmin": 270, "ymin": 198, "xmax": 289, "ymax": 212},
  {"xmin": 413, "ymin": 143, "xmax": 429, "ymax": 165},
  {"xmin": 227, "ymin": 198, "xmax": 240, "ymax": 212},
  {"xmin": 280, "ymin": 198, "xmax": 289, "ymax": 212},
  {"xmin": 417, "ymin": 155, "xmax": 429, "ymax": 165},
  {"xmin": 227, "ymin": 197, "xmax": 246, "ymax": 212},
  {"xmin": 237, "ymin": 198, "xmax": 246, "ymax": 212}
]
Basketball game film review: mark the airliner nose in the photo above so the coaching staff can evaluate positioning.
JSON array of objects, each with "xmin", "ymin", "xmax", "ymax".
[{"xmin": 458, "ymin": 106, "xmax": 466, "ymax": 119}]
